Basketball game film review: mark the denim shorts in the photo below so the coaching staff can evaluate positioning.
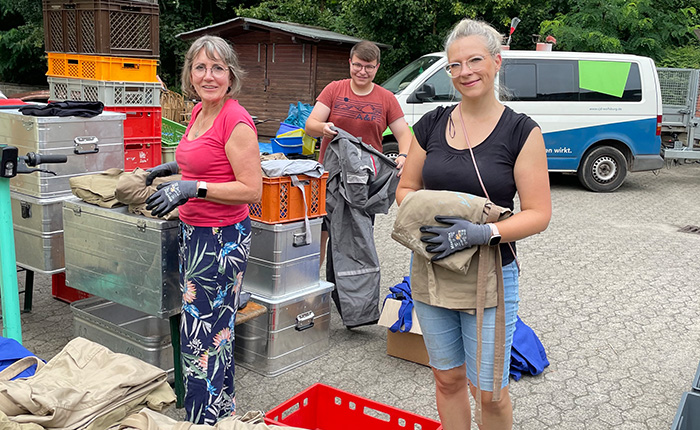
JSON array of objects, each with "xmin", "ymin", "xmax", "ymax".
[{"xmin": 413, "ymin": 260, "xmax": 520, "ymax": 390}]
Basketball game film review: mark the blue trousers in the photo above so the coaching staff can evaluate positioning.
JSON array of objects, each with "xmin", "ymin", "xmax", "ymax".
[{"xmin": 178, "ymin": 218, "xmax": 251, "ymax": 424}]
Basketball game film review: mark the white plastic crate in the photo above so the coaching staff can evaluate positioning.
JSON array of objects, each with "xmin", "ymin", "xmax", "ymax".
[{"xmin": 49, "ymin": 77, "xmax": 161, "ymax": 106}]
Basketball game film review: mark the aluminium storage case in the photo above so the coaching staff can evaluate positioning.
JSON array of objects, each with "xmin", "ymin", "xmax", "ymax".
[
  {"xmin": 0, "ymin": 109, "xmax": 125, "ymax": 198},
  {"xmin": 10, "ymin": 191, "xmax": 75, "ymax": 274},
  {"xmin": 71, "ymin": 297, "xmax": 173, "ymax": 380},
  {"xmin": 244, "ymin": 218, "xmax": 322, "ymax": 298},
  {"xmin": 234, "ymin": 282, "xmax": 333, "ymax": 377},
  {"xmin": 63, "ymin": 199, "xmax": 180, "ymax": 318}
]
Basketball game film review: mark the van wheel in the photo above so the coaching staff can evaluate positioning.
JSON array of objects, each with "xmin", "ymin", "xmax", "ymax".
[
  {"xmin": 383, "ymin": 140, "xmax": 399, "ymax": 161},
  {"xmin": 577, "ymin": 146, "xmax": 627, "ymax": 192}
]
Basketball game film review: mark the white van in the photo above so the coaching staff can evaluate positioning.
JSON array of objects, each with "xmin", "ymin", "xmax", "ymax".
[{"xmin": 381, "ymin": 50, "xmax": 664, "ymax": 192}]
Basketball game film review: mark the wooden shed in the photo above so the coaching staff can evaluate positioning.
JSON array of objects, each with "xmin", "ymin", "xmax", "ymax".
[{"xmin": 179, "ymin": 18, "xmax": 389, "ymax": 138}]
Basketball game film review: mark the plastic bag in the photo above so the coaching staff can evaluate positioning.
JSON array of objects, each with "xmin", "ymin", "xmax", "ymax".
[{"xmin": 284, "ymin": 102, "xmax": 313, "ymax": 129}]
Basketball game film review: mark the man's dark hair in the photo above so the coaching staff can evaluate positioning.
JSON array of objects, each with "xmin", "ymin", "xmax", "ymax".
[{"xmin": 350, "ymin": 41, "xmax": 380, "ymax": 63}]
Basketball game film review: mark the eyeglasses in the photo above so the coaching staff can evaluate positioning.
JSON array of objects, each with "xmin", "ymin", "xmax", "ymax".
[
  {"xmin": 445, "ymin": 56, "xmax": 487, "ymax": 78},
  {"xmin": 192, "ymin": 64, "xmax": 229, "ymax": 78},
  {"xmin": 351, "ymin": 62, "xmax": 377, "ymax": 72}
]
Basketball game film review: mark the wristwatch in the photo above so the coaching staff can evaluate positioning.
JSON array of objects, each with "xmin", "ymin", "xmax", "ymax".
[
  {"xmin": 487, "ymin": 223, "xmax": 502, "ymax": 246},
  {"xmin": 197, "ymin": 181, "xmax": 208, "ymax": 198}
]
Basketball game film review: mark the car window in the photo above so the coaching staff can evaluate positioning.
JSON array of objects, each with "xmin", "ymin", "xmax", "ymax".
[
  {"xmin": 500, "ymin": 59, "xmax": 642, "ymax": 102},
  {"xmin": 423, "ymin": 69, "xmax": 462, "ymax": 102}
]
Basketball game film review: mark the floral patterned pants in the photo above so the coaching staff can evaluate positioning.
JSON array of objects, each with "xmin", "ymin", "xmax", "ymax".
[{"xmin": 178, "ymin": 218, "xmax": 251, "ymax": 424}]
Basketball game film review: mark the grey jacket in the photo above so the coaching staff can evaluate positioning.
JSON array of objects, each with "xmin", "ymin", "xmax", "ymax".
[{"xmin": 324, "ymin": 127, "xmax": 399, "ymax": 327}]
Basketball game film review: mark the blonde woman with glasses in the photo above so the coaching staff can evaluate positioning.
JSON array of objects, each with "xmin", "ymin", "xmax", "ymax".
[
  {"xmin": 396, "ymin": 19, "xmax": 551, "ymax": 429},
  {"xmin": 144, "ymin": 35, "xmax": 262, "ymax": 424}
]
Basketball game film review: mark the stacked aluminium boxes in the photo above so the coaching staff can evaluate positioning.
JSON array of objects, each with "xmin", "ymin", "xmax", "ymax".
[
  {"xmin": 235, "ymin": 172, "xmax": 332, "ymax": 376},
  {"xmin": 44, "ymin": 0, "xmax": 162, "ymax": 171},
  {"xmin": 40, "ymin": 0, "xmax": 160, "ymax": 299}
]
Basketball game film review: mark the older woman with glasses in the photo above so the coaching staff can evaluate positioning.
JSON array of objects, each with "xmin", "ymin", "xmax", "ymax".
[
  {"xmin": 144, "ymin": 35, "xmax": 262, "ymax": 424},
  {"xmin": 396, "ymin": 19, "xmax": 551, "ymax": 429}
]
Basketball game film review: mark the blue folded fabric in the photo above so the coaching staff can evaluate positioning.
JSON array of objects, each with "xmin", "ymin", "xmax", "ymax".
[
  {"xmin": 384, "ymin": 276, "xmax": 414, "ymax": 333},
  {"xmin": 510, "ymin": 316, "xmax": 549, "ymax": 381},
  {"xmin": 0, "ymin": 336, "xmax": 43, "ymax": 380}
]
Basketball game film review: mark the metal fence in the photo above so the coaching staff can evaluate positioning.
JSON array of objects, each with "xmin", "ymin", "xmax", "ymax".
[{"xmin": 658, "ymin": 68, "xmax": 699, "ymax": 107}]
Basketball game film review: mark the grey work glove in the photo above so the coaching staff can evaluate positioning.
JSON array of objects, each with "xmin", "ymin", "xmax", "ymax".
[
  {"xmin": 145, "ymin": 180, "xmax": 197, "ymax": 217},
  {"xmin": 420, "ymin": 215, "xmax": 492, "ymax": 261},
  {"xmin": 145, "ymin": 161, "xmax": 179, "ymax": 186}
]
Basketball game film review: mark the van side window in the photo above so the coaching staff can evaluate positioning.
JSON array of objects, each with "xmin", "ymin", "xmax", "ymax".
[
  {"xmin": 424, "ymin": 68, "xmax": 462, "ymax": 102},
  {"xmin": 500, "ymin": 59, "xmax": 642, "ymax": 102}
]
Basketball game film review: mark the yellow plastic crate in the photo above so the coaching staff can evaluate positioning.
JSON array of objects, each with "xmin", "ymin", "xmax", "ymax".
[
  {"xmin": 47, "ymin": 53, "xmax": 159, "ymax": 83},
  {"xmin": 277, "ymin": 129, "xmax": 317, "ymax": 155}
]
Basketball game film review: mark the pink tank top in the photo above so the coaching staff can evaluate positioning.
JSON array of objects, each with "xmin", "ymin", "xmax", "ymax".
[{"xmin": 176, "ymin": 99, "xmax": 257, "ymax": 227}]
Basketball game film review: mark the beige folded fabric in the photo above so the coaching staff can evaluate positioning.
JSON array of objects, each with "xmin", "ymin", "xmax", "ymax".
[
  {"xmin": 260, "ymin": 153, "xmax": 287, "ymax": 162},
  {"xmin": 0, "ymin": 337, "xmax": 175, "ymax": 430},
  {"xmin": 69, "ymin": 168, "xmax": 125, "ymax": 208},
  {"xmin": 391, "ymin": 190, "xmax": 512, "ymax": 310},
  {"xmin": 111, "ymin": 408, "xmax": 306, "ymax": 430},
  {"xmin": 115, "ymin": 168, "xmax": 182, "ymax": 220}
]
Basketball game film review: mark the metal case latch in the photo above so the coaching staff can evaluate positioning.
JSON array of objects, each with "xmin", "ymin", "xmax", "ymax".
[
  {"xmin": 136, "ymin": 220, "xmax": 147, "ymax": 232},
  {"xmin": 20, "ymin": 201, "xmax": 31, "ymax": 219},
  {"xmin": 295, "ymin": 311, "xmax": 315, "ymax": 331},
  {"xmin": 74, "ymin": 136, "xmax": 100, "ymax": 154}
]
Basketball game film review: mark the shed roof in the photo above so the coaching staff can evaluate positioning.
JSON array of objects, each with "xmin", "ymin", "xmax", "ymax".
[{"xmin": 177, "ymin": 17, "xmax": 390, "ymax": 49}]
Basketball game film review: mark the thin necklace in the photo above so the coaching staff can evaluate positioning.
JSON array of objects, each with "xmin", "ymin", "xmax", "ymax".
[{"xmin": 193, "ymin": 109, "xmax": 218, "ymax": 138}]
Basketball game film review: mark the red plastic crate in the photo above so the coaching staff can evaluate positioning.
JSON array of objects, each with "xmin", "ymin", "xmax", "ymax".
[
  {"xmin": 249, "ymin": 173, "xmax": 328, "ymax": 223},
  {"xmin": 265, "ymin": 383, "xmax": 442, "ymax": 430},
  {"xmin": 52, "ymin": 272, "xmax": 92, "ymax": 303},
  {"xmin": 124, "ymin": 137, "xmax": 161, "ymax": 171},
  {"xmin": 104, "ymin": 106, "xmax": 162, "ymax": 139}
]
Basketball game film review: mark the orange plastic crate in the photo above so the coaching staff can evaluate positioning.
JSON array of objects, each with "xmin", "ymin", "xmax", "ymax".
[
  {"xmin": 249, "ymin": 172, "xmax": 328, "ymax": 223},
  {"xmin": 265, "ymin": 383, "xmax": 442, "ymax": 430},
  {"xmin": 47, "ymin": 53, "xmax": 158, "ymax": 82}
]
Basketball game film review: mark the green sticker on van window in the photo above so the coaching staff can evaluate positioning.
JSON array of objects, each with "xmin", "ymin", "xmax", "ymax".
[{"xmin": 578, "ymin": 61, "xmax": 631, "ymax": 98}]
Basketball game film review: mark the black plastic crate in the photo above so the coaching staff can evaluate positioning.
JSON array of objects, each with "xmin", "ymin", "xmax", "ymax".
[{"xmin": 43, "ymin": 0, "xmax": 159, "ymax": 58}]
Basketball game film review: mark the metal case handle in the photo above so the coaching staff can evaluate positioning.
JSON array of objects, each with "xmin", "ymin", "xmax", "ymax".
[
  {"xmin": 20, "ymin": 201, "xmax": 31, "ymax": 219},
  {"xmin": 295, "ymin": 311, "xmax": 315, "ymax": 331},
  {"xmin": 74, "ymin": 136, "xmax": 99, "ymax": 154},
  {"xmin": 293, "ymin": 231, "xmax": 310, "ymax": 247}
]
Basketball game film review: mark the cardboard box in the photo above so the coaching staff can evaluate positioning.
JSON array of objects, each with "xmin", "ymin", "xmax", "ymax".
[{"xmin": 378, "ymin": 298, "xmax": 430, "ymax": 366}]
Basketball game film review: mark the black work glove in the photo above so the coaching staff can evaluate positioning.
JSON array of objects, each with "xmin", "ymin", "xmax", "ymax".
[
  {"xmin": 145, "ymin": 180, "xmax": 197, "ymax": 217},
  {"xmin": 145, "ymin": 161, "xmax": 179, "ymax": 186},
  {"xmin": 420, "ymin": 216, "xmax": 492, "ymax": 261}
]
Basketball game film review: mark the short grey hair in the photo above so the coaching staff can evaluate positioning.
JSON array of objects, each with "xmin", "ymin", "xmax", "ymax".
[
  {"xmin": 181, "ymin": 35, "xmax": 245, "ymax": 99},
  {"xmin": 444, "ymin": 19, "xmax": 503, "ymax": 57}
]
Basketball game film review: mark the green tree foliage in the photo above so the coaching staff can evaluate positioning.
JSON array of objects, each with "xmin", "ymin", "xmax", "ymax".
[
  {"xmin": 0, "ymin": 0, "xmax": 45, "ymax": 85},
  {"xmin": 159, "ymin": 0, "xmax": 251, "ymax": 90},
  {"xmin": 659, "ymin": 45, "xmax": 700, "ymax": 69},
  {"xmin": 2, "ymin": 0, "xmax": 699, "ymax": 88},
  {"xmin": 539, "ymin": 0, "xmax": 699, "ymax": 61},
  {"xmin": 338, "ymin": 0, "xmax": 464, "ymax": 82},
  {"xmin": 233, "ymin": 0, "xmax": 555, "ymax": 82},
  {"xmin": 234, "ymin": 0, "xmax": 342, "ymax": 30}
]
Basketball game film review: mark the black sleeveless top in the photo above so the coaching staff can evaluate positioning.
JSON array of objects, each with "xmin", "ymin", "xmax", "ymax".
[{"xmin": 413, "ymin": 104, "xmax": 538, "ymax": 265}]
